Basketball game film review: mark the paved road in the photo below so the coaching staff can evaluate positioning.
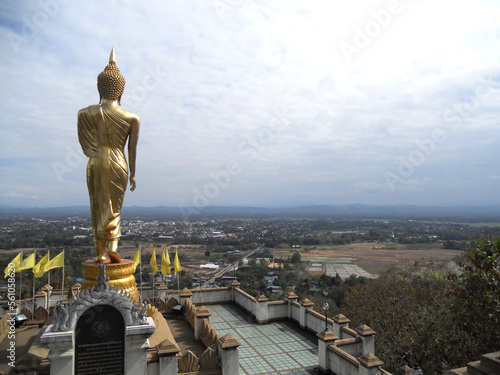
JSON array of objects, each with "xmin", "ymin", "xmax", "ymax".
[{"xmin": 201, "ymin": 246, "xmax": 261, "ymax": 287}]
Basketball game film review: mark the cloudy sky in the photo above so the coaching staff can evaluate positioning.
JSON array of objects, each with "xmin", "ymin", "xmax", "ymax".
[{"xmin": 1, "ymin": 0, "xmax": 500, "ymax": 209}]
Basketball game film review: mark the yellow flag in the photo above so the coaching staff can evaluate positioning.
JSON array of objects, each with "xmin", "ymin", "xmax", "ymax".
[
  {"xmin": 17, "ymin": 253, "xmax": 35, "ymax": 271},
  {"xmin": 44, "ymin": 251, "xmax": 64, "ymax": 272},
  {"xmin": 133, "ymin": 248, "xmax": 141, "ymax": 272},
  {"xmin": 150, "ymin": 249, "xmax": 158, "ymax": 274},
  {"xmin": 33, "ymin": 252, "xmax": 50, "ymax": 278},
  {"xmin": 4, "ymin": 252, "xmax": 21, "ymax": 278},
  {"xmin": 161, "ymin": 250, "xmax": 171, "ymax": 275},
  {"xmin": 174, "ymin": 248, "xmax": 182, "ymax": 276}
]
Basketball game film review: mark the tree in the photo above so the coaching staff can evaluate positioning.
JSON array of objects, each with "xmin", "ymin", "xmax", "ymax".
[
  {"xmin": 291, "ymin": 252, "xmax": 301, "ymax": 263},
  {"xmin": 141, "ymin": 266, "xmax": 152, "ymax": 283},
  {"xmin": 178, "ymin": 274, "xmax": 193, "ymax": 290},
  {"xmin": 342, "ymin": 238, "xmax": 500, "ymax": 373},
  {"xmin": 342, "ymin": 265, "xmax": 454, "ymax": 372},
  {"xmin": 262, "ymin": 249, "xmax": 273, "ymax": 259},
  {"xmin": 451, "ymin": 238, "xmax": 500, "ymax": 364}
]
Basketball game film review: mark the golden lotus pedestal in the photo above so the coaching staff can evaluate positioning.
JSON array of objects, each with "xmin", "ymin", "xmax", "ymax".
[{"xmin": 81, "ymin": 259, "xmax": 139, "ymax": 302}]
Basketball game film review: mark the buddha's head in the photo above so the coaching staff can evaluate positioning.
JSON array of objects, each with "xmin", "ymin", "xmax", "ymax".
[{"xmin": 97, "ymin": 48, "xmax": 125, "ymax": 104}]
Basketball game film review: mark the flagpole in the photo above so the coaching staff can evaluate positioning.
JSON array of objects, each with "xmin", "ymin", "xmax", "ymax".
[
  {"xmin": 174, "ymin": 247, "xmax": 181, "ymax": 296},
  {"xmin": 32, "ymin": 250, "xmax": 36, "ymax": 320},
  {"xmin": 161, "ymin": 247, "xmax": 163, "ymax": 299},
  {"xmin": 139, "ymin": 246, "xmax": 142, "ymax": 294},
  {"xmin": 162, "ymin": 247, "xmax": 167, "ymax": 301},
  {"xmin": 18, "ymin": 251, "xmax": 23, "ymax": 308},
  {"xmin": 20, "ymin": 271, "xmax": 23, "ymax": 310},
  {"xmin": 152, "ymin": 269, "xmax": 155, "ymax": 302},
  {"xmin": 48, "ymin": 270, "xmax": 51, "ymax": 309},
  {"xmin": 153, "ymin": 245, "xmax": 155, "ymax": 301},
  {"xmin": 167, "ymin": 257, "xmax": 170, "ymax": 301},
  {"xmin": 61, "ymin": 251, "xmax": 64, "ymax": 302},
  {"xmin": 32, "ymin": 274, "xmax": 35, "ymax": 319}
]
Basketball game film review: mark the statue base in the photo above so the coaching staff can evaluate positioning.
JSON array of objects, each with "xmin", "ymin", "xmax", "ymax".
[{"xmin": 81, "ymin": 259, "xmax": 139, "ymax": 302}]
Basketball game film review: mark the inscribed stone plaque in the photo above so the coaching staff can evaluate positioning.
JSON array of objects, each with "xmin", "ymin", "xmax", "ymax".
[{"xmin": 75, "ymin": 305, "xmax": 125, "ymax": 375}]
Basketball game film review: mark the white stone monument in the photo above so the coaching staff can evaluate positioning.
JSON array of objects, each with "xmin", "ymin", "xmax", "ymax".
[{"xmin": 41, "ymin": 264, "xmax": 155, "ymax": 375}]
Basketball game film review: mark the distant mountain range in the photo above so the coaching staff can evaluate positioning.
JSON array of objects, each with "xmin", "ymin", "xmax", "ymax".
[{"xmin": 1, "ymin": 204, "xmax": 500, "ymax": 220}]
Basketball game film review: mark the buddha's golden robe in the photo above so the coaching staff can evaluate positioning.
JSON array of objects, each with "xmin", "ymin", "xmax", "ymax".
[{"xmin": 77, "ymin": 105, "xmax": 132, "ymax": 242}]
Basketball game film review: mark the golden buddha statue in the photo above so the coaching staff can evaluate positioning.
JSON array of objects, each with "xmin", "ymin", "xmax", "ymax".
[{"xmin": 78, "ymin": 48, "xmax": 140, "ymax": 263}]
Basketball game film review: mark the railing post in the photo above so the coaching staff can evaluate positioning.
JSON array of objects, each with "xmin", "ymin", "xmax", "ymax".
[
  {"xmin": 194, "ymin": 305, "xmax": 212, "ymax": 340},
  {"xmin": 218, "ymin": 333, "xmax": 241, "ymax": 375},
  {"xmin": 355, "ymin": 324, "xmax": 376, "ymax": 355},
  {"xmin": 332, "ymin": 313, "xmax": 350, "ymax": 338},
  {"xmin": 179, "ymin": 287, "xmax": 193, "ymax": 307},
  {"xmin": 433, "ymin": 361, "xmax": 451, "ymax": 375},
  {"xmin": 299, "ymin": 298, "xmax": 314, "ymax": 330},
  {"xmin": 255, "ymin": 294, "xmax": 269, "ymax": 324},
  {"xmin": 125, "ymin": 318, "xmax": 156, "ymax": 374},
  {"xmin": 358, "ymin": 353, "xmax": 384, "ymax": 375},
  {"xmin": 156, "ymin": 338, "xmax": 180, "ymax": 375},
  {"xmin": 231, "ymin": 279, "xmax": 240, "ymax": 302},
  {"xmin": 286, "ymin": 292, "xmax": 298, "ymax": 319},
  {"xmin": 317, "ymin": 330, "xmax": 338, "ymax": 373}
]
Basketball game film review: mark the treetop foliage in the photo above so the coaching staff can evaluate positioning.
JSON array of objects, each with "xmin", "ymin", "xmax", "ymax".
[{"xmin": 342, "ymin": 237, "xmax": 500, "ymax": 373}]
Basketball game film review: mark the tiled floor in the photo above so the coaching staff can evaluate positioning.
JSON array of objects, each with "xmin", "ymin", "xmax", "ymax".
[{"xmin": 208, "ymin": 304, "xmax": 320, "ymax": 375}]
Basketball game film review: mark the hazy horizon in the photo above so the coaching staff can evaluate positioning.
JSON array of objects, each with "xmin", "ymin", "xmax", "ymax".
[
  {"xmin": 2, "ymin": 202, "xmax": 500, "ymax": 209},
  {"xmin": 2, "ymin": 1, "xmax": 500, "ymax": 209},
  {"xmin": 3, "ymin": 203, "xmax": 500, "ymax": 222}
]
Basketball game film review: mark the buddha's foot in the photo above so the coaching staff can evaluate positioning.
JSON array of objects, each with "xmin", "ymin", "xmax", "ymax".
[{"xmin": 108, "ymin": 251, "xmax": 122, "ymax": 263}]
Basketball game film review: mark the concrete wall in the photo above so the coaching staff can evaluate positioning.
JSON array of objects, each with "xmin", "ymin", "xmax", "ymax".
[
  {"xmin": 268, "ymin": 301, "xmax": 288, "ymax": 321},
  {"xmin": 329, "ymin": 347, "xmax": 360, "ymax": 375},
  {"xmin": 306, "ymin": 309, "xmax": 328, "ymax": 333},
  {"xmin": 290, "ymin": 301, "xmax": 300, "ymax": 322},
  {"xmin": 191, "ymin": 288, "xmax": 232, "ymax": 305},
  {"xmin": 234, "ymin": 288, "xmax": 256, "ymax": 316},
  {"xmin": 139, "ymin": 287, "xmax": 175, "ymax": 301}
]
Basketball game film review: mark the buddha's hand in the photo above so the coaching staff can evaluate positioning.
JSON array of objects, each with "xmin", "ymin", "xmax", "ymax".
[{"xmin": 130, "ymin": 177, "xmax": 136, "ymax": 191}]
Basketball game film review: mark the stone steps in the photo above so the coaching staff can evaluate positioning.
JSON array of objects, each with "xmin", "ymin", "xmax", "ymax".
[
  {"xmin": 446, "ymin": 352, "xmax": 500, "ymax": 375},
  {"xmin": 480, "ymin": 352, "xmax": 500, "ymax": 375}
]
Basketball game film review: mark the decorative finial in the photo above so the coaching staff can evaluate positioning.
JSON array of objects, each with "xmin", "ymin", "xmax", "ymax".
[
  {"xmin": 109, "ymin": 47, "xmax": 116, "ymax": 65},
  {"xmin": 97, "ymin": 47, "xmax": 125, "ymax": 103}
]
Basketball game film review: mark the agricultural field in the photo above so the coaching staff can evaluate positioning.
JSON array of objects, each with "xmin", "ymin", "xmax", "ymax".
[
  {"xmin": 0, "ymin": 212, "xmax": 487, "ymax": 284},
  {"xmin": 1, "ymin": 242, "xmax": 465, "ymax": 280},
  {"xmin": 272, "ymin": 243, "xmax": 463, "ymax": 277}
]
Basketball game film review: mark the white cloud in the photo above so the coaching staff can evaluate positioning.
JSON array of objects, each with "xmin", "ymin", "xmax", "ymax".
[{"xmin": 1, "ymin": 1, "xmax": 500, "ymax": 207}]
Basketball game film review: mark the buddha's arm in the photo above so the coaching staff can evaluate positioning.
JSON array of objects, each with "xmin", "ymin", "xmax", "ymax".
[
  {"xmin": 128, "ymin": 116, "xmax": 140, "ymax": 192},
  {"xmin": 77, "ymin": 108, "xmax": 97, "ymax": 157}
]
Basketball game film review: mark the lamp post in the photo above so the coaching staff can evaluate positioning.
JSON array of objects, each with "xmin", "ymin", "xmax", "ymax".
[{"xmin": 323, "ymin": 302, "xmax": 329, "ymax": 331}]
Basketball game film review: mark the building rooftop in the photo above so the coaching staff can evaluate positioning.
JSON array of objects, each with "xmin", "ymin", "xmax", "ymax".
[{"xmin": 208, "ymin": 304, "xmax": 320, "ymax": 375}]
